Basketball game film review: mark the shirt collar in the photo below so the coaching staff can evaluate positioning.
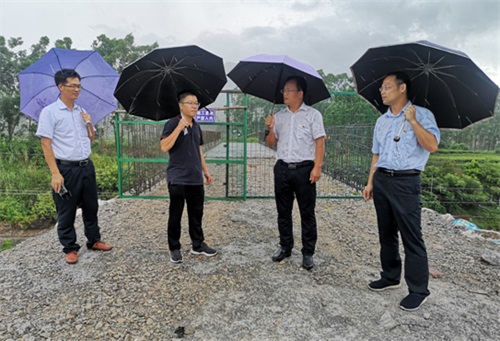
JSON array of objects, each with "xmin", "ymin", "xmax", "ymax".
[
  {"xmin": 178, "ymin": 114, "xmax": 197, "ymax": 126},
  {"xmin": 286, "ymin": 102, "xmax": 308, "ymax": 114},
  {"xmin": 56, "ymin": 98, "xmax": 82, "ymax": 112},
  {"xmin": 384, "ymin": 101, "xmax": 411, "ymax": 118}
]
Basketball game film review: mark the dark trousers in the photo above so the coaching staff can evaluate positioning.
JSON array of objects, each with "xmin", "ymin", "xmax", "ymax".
[
  {"xmin": 167, "ymin": 183, "xmax": 205, "ymax": 251},
  {"xmin": 373, "ymin": 170, "xmax": 430, "ymax": 297},
  {"xmin": 53, "ymin": 160, "xmax": 101, "ymax": 254},
  {"xmin": 274, "ymin": 160, "xmax": 317, "ymax": 256}
]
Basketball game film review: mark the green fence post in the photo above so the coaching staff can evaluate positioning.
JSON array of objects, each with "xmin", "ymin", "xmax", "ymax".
[
  {"xmin": 243, "ymin": 93, "xmax": 248, "ymax": 199},
  {"xmin": 114, "ymin": 112, "xmax": 123, "ymax": 197}
]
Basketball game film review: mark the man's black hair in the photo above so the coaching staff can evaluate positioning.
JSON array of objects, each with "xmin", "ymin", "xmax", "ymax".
[
  {"xmin": 54, "ymin": 69, "xmax": 81, "ymax": 86},
  {"xmin": 177, "ymin": 90, "xmax": 197, "ymax": 103},
  {"xmin": 386, "ymin": 71, "xmax": 411, "ymax": 95}
]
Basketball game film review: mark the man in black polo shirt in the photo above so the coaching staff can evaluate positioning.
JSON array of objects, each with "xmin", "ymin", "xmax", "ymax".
[{"xmin": 160, "ymin": 91, "xmax": 217, "ymax": 264}]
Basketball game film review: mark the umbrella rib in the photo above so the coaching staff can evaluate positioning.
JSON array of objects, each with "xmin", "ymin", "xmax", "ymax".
[
  {"xmin": 80, "ymin": 88, "xmax": 117, "ymax": 107},
  {"xmin": 127, "ymin": 72, "xmax": 166, "ymax": 113},
  {"xmin": 166, "ymin": 69, "xmax": 216, "ymax": 101},
  {"xmin": 151, "ymin": 55, "xmax": 226, "ymax": 82},
  {"xmin": 356, "ymin": 75, "xmax": 386, "ymax": 94},
  {"xmin": 114, "ymin": 69, "xmax": 163, "ymax": 93},
  {"xmin": 20, "ymin": 85, "xmax": 58, "ymax": 112},
  {"xmin": 72, "ymin": 51, "xmax": 98, "ymax": 70}
]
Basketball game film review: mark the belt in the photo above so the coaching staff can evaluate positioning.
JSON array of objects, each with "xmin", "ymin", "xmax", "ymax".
[
  {"xmin": 378, "ymin": 168, "xmax": 420, "ymax": 177},
  {"xmin": 56, "ymin": 159, "xmax": 89, "ymax": 167},
  {"xmin": 279, "ymin": 160, "xmax": 314, "ymax": 170}
]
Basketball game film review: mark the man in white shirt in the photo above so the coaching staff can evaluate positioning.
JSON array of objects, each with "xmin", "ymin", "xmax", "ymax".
[
  {"xmin": 36, "ymin": 69, "xmax": 112, "ymax": 265},
  {"xmin": 265, "ymin": 75, "xmax": 326, "ymax": 270}
]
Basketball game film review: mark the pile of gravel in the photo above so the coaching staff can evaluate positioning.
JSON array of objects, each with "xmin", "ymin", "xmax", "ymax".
[{"xmin": 1, "ymin": 196, "xmax": 499, "ymax": 340}]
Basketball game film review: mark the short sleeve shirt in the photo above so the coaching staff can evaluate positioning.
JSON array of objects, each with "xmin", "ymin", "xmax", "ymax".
[
  {"xmin": 372, "ymin": 102, "xmax": 440, "ymax": 171},
  {"xmin": 161, "ymin": 115, "xmax": 204, "ymax": 185},
  {"xmin": 273, "ymin": 103, "xmax": 326, "ymax": 163},
  {"xmin": 35, "ymin": 99, "xmax": 91, "ymax": 161}
]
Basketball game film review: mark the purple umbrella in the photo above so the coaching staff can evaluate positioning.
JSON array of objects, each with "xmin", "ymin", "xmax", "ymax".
[
  {"xmin": 227, "ymin": 54, "xmax": 330, "ymax": 105},
  {"xmin": 19, "ymin": 48, "xmax": 119, "ymax": 124}
]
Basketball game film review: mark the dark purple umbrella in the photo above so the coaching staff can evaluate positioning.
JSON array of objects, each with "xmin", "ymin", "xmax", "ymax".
[
  {"xmin": 227, "ymin": 54, "xmax": 330, "ymax": 105},
  {"xmin": 114, "ymin": 45, "xmax": 227, "ymax": 121},
  {"xmin": 19, "ymin": 48, "xmax": 119, "ymax": 124},
  {"xmin": 350, "ymin": 40, "xmax": 499, "ymax": 129}
]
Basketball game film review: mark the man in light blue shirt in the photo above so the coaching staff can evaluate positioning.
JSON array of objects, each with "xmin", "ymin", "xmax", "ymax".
[
  {"xmin": 363, "ymin": 71, "xmax": 440, "ymax": 311},
  {"xmin": 36, "ymin": 69, "xmax": 112, "ymax": 264}
]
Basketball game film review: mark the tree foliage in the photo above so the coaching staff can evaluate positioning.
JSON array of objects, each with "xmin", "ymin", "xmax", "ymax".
[
  {"xmin": 0, "ymin": 36, "xmax": 52, "ymax": 139},
  {"xmin": 422, "ymin": 157, "xmax": 500, "ymax": 230},
  {"xmin": 91, "ymin": 33, "xmax": 158, "ymax": 73}
]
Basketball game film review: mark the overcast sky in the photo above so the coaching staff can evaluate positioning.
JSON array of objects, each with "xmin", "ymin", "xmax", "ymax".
[{"xmin": 1, "ymin": 0, "xmax": 499, "ymax": 85}]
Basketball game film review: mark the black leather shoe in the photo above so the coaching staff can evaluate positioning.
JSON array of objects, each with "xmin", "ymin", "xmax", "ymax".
[
  {"xmin": 272, "ymin": 248, "xmax": 291, "ymax": 262},
  {"xmin": 302, "ymin": 255, "xmax": 314, "ymax": 270}
]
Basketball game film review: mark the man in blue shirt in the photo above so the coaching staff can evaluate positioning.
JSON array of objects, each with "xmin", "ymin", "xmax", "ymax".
[
  {"xmin": 363, "ymin": 71, "xmax": 440, "ymax": 311},
  {"xmin": 160, "ymin": 91, "xmax": 217, "ymax": 264},
  {"xmin": 36, "ymin": 69, "xmax": 112, "ymax": 265}
]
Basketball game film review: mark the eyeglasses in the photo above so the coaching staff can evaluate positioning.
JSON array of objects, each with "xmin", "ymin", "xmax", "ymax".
[
  {"xmin": 63, "ymin": 84, "xmax": 83, "ymax": 90},
  {"xmin": 379, "ymin": 81, "xmax": 403, "ymax": 92},
  {"xmin": 180, "ymin": 101, "xmax": 200, "ymax": 107},
  {"xmin": 280, "ymin": 88, "xmax": 298, "ymax": 94},
  {"xmin": 379, "ymin": 85, "xmax": 394, "ymax": 92}
]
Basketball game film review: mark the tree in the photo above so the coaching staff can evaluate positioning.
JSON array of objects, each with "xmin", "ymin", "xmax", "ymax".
[
  {"xmin": 54, "ymin": 37, "xmax": 73, "ymax": 49},
  {"xmin": 91, "ymin": 33, "xmax": 159, "ymax": 73},
  {"xmin": 317, "ymin": 70, "xmax": 355, "ymax": 92},
  {"xmin": 0, "ymin": 36, "xmax": 53, "ymax": 139}
]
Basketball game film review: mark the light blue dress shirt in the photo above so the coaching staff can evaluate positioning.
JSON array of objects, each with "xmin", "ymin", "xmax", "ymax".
[
  {"xmin": 36, "ymin": 98, "xmax": 91, "ymax": 161},
  {"xmin": 372, "ymin": 102, "xmax": 440, "ymax": 171},
  {"xmin": 273, "ymin": 103, "xmax": 326, "ymax": 163}
]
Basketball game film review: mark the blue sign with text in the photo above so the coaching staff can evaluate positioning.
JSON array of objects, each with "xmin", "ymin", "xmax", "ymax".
[{"xmin": 196, "ymin": 109, "xmax": 216, "ymax": 122}]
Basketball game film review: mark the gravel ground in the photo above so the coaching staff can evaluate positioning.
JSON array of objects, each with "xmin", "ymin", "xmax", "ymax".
[{"xmin": 1, "ymin": 183, "xmax": 500, "ymax": 340}]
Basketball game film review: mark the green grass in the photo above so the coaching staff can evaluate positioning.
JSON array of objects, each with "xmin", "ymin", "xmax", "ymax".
[
  {"xmin": 430, "ymin": 150, "xmax": 500, "ymax": 162},
  {"xmin": 0, "ymin": 240, "xmax": 14, "ymax": 252}
]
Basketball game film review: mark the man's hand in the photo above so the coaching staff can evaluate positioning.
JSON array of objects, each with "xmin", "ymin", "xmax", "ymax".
[
  {"xmin": 265, "ymin": 113, "xmax": 275, "ymax": 130},
  {"xmin": 177, "ymin": 117, "xmax": 189, "ymax": 132},
  {"xmin": 81, "ymin": 112, "xmax": 92, "ymax": 125},
  {"xmin": 309, "ymin": 166, "xmax": 321, "ymax": 184},
  {"xmin": 362, "ymin": 184, "xmax": 373, "ymax": 201},
  {"xmin": 204, "ymin": 171, "xmax": 213, "ymax": 185},
  {"xmin": 51, "ymin": 172, "xmax": 64, "ymax": 193},
  {"xmin": 404, "ymin": 105, "xmax": 417, "ymax": 124}
]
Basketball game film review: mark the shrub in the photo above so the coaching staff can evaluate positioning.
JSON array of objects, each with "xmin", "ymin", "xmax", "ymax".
[
  {"xmin": 0, "ymin": 240, "xmax": 15, "ymax": 252},
  {"xmin": 0, "ymin": 195, "xmax": 30, "ymax": 227},
  {"xmin": 31, "ymin": 192, "xmax": 57, "ymax": 223},
  {"xmin": 92, "ymin": 153, "xmax": 118, "ymax": 199}
]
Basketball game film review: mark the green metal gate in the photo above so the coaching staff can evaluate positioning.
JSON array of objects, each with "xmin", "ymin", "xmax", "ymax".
[{"xmin": 114, "ymin": 91, "xmax": 379, "ymax": 200}]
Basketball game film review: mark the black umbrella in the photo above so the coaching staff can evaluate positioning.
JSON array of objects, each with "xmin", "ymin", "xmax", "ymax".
[
  {"xmin": 350, "ymin": 40, "xmax": 499, "ymax": 129},
  {"xmin": 227, "ymin": 54, "xmax": 330, "ymax": 105},
  {"xmin": 114, "ymin": 45, "xmax": 227, "ymax": 121}
]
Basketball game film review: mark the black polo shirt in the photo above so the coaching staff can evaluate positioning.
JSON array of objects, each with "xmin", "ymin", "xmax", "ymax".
[{"xmin": 161, "ymin": 115, "xmax": 204, "ymax": 185}]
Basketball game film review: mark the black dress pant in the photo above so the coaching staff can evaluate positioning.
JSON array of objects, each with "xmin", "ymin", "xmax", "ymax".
[
  {"xmin": 167, "ymin": 183, "xmax": 205, "ymax": 251},
  {"xmin": 52, "ymin": 160, "xmax": 101, "ymax": 254},
  {"xmin": 373, "ymin": 170, "xmax": 430, "ymax": 297},
  {"xmin": 274, "ymin": 160, "xmax": 317, "ymax": 256}
]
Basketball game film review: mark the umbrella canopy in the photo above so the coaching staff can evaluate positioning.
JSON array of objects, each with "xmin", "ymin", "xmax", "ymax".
[
  {"xmin": 19, "ymin": 48, "xmax": 119, "ymax": 124},
  {"xmin": 350, "ymin": 40, "xmax": 499, "ymax": 129},
  {"xmin": 227, "ymin": 54, "xmax": 331, "ymax": 105},
  {"xmin": 114, "ymin": 45, "xmax": 227, "ymax": 121}
]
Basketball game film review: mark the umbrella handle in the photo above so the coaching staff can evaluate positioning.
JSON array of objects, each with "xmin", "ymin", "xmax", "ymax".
[
  {"xmin": 85, "ymin": 121, "xmax": 94, "ymax": 138},
  {"xmin": 394, "ymin": 119, "xmax": 406, "ymax": 142}
]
